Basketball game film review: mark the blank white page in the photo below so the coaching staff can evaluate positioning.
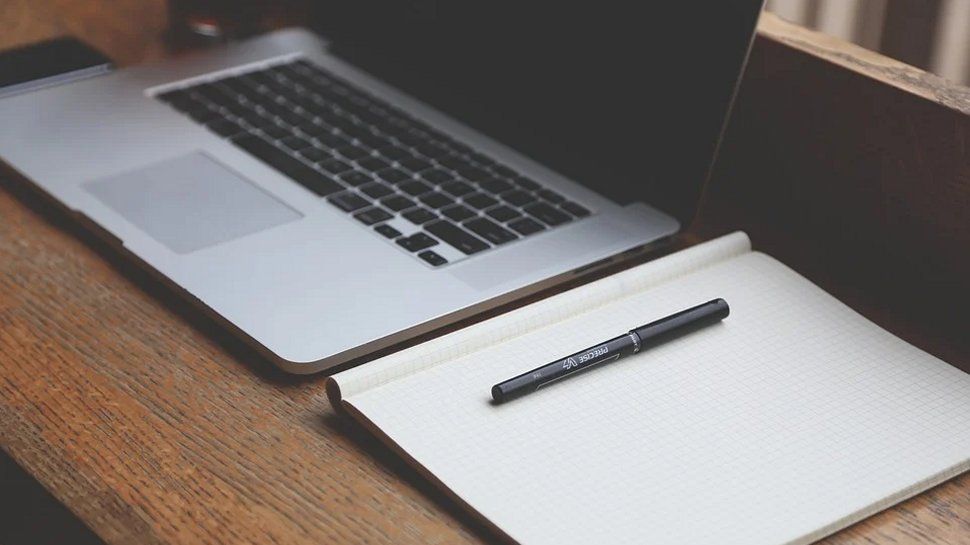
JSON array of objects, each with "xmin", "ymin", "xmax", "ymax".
[{"xmin": 342, "ymin": 252, "xmax": 970, "ymax": 545}]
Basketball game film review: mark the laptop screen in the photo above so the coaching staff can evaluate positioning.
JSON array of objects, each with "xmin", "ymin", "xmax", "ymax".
[{"xmin": 316, "ymin": 2, "xmax": 764, "ymax": 227}]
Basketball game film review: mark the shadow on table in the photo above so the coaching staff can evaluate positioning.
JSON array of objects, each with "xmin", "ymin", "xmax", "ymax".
[
  {"xmin": 320, "ymin": 410, "xmax": 509, "ymax": 544},
  {"xmin": 0, "ymin": 450, "xmax": 105, "ymax": 545}
]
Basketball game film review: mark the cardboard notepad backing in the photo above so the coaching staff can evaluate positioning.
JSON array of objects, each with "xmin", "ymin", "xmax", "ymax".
[{"xmin": 327, "ymin": 232, "xmax": 970, "ymax": 545}]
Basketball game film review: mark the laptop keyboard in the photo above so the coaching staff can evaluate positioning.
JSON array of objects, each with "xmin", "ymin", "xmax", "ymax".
[{"xmin": 154, "ymin": 58, "xmax": 592, "ymax": 267}]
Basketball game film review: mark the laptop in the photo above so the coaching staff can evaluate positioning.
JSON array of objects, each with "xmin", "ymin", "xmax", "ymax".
[{"xmin": 0, "ymin": 2, "xmax": 764, "ymax": 373}]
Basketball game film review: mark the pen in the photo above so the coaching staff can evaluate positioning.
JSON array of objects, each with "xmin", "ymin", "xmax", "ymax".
[{"xmin": 491, "ymin": 298, "xmax": 730, "ymax": 403}]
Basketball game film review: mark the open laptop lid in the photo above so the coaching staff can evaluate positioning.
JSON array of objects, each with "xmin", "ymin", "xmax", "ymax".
[{"xmin": 314, "ymin": 1, "xmax": 765, "ymax": 229}]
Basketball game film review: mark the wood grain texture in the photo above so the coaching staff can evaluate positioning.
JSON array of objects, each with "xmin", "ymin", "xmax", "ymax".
[
  {"xmin": 0, "ymin": 5, "xmax": 968, "ymax": 545},
  {"xmin": 0, "ymin": 0, "xmax": 169, "ymax": 65}
]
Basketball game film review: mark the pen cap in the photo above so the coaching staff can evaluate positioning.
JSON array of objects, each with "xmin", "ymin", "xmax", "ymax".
[{"xmin": 632, "ymin": 298, "xmax": 729, "ymax": 349}]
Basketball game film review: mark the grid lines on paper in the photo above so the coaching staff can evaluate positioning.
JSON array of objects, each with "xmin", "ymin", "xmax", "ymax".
[{"xmin": 351, "ymin": 251, "xmax": 970, "ymax": 545}]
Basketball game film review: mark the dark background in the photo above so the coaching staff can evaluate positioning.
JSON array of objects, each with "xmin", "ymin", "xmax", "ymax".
[
  {"xmin": 314, "ymin": 1, "xmax": 763, "ymax": 226},
  {"xmin": 1, "ymin": 451, "xmax": 103, "ymax": 545}
]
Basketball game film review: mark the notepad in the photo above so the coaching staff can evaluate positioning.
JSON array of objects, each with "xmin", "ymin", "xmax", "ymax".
[{"xmin": 328, "ymin": 232, "xmax": 970, "ymax": 545}]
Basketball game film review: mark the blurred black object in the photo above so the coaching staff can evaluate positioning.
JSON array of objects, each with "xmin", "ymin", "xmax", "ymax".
[
  {"xmin": 0, "ymin": 451, "xmax": 104, "ymax": 545},
  {"xmin": 0, "ymin": 38, "xmax": 112, "ymax": 99},
  {"xmin": 309, "ymin": 1, "xmax": 763, "ymax": 228}
]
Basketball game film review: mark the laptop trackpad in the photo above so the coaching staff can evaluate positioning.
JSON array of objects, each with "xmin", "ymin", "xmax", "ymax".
[{"xmin": 84, "ymin": 152, "xmax": 302, "ymax": 254}]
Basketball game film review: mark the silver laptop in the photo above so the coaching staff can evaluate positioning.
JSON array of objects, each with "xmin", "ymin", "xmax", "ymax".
[{"xmin": 0, "ymin": 3, "xmax": 763, "ymax": 373}]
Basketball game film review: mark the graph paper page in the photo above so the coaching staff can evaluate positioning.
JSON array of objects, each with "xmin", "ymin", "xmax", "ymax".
[
  {"xmin": 344, "ymin": 252, "xmax": 970, "ymax": 545},
  {"xmin": 333, "ymin": 232, "xmax": 751, "ymax": 400}
]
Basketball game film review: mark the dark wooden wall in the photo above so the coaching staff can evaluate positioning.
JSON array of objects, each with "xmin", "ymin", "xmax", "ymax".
[{"xmin": 699, "ymin": 14, "xmax": 970, "ymax": 372}]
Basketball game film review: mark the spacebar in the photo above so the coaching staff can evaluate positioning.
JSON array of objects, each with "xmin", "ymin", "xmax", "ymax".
[
  {"xmin": 425, "ymin": 220, "xmax": 490, "ymax": 255},
  {"xmin": 233, "ymin": 135, "xmax": 342, "ymax": 196}
]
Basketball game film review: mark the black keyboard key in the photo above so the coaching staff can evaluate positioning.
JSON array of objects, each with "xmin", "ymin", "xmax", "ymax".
[
  {"xmin": 395, "ymin": 131, "xmax": 429, "ymax": 147},
  {"xmin": 508, "ymin": 217, "xmax": 546, "ymax": 236},
  {"xmin": 222, "ymin": 74, "xmax": 257, "ymax": 91},
  {"xmin": 377, "ymin": 168, "xmax": 412, "ymax": 184},
  {"xmin": 376, "ymin": 145, "xmax": 414, "ymax": 160},
  {"xmin": 464, "ymin": 217, "xmax": 518, "ymax": 245},
  {"xmin": 218, "ymin": 76, "xmax": 251, "ymax": 93},
  {"xmin": 298, "ymin": 121, "xmax": 333, "ymax": 137},
  {"xmin": 232, "ymin": 135, "xmax": 341, "ymax": 196},
  {"xmin": 279, "ymin": 135, "xmax": 313, "ymax": 152},
  {"xmin": 206, "ymin": 119, "xmax": 246, "ymax": 137},
  {"xmin": 397, "ymin": 232, "xmax": 439, "ymax": 252},
  {"xmin": 400, "ymin": 180, "xmax": 434, "ymax": 196},
  {"xmin": 317, "ymin": 158, "xmax": 353, "ymax": 174},
  {"xmin": 468, "ymin": 151, "xmax": 497, "ymax": 167},
  {"xmin": 512, "ymin": 176, "xmax": 541, "ymax": 191},
  {"xmin": 328, "ymin": 191, "xmax": 370, "ymax": 212},
  {"xmin": 339, "ymin": 171, "xmax": 373, "ymax": 187},
  {"xmin": 354, "ymin": 206, "xmax": 393, "ymax": 226},
  {"xmin": 501, "ymin": 190, "xmax": 537, "ymax": 207},
  {"xmin": 458, "ymin": 167, "xmax": 490, "ymax": 182},
  {"xmin": 270, "ymin": 64, "xmax": 304, "ymax": 81},
  {"xmin": 247, "ymin": 72, "xmax": 276, "ymax": 87},
  {"xmin": 222, "ymin": 101, "xmax": 255, "ymax": 118},
  {"xmin": 399, "ymin": 157, "xmax": 433, "ymax": 172},
  {"xmin": 444, "ymin": 140, "xmax": 473, "ymax": 155},
  {"xmin": 425, "ymin": 220, "xmax": 489, "ymax": 255},
  {"xmin": 524, "ymin": 202, "xmax": 572, "ymax": 226},
  {"xmin": 259, "ymin": 125, "xmax": 290, "ymax": 140},
  {"xmin": 189, "ymin": 83, "xmax": 226, "ymax": 102},
  {"xmin": 359, "ymin": 181, "xmax": 394, "ymax": 199},
  {"xmin": 440, "ymin": 181, "xmax": 475, "ymax": 197},
  {"xmin": 374, "ymin": 224, "xmax": 401, "ymax": 239},
  {"xmin": 561, "ymin": 201, "xmax": 591, "ymax": 218},
  {"xmin": 538, "ymin": 189, "xmax": 567, "ymax": 204},
  {"xmin": 336, "ymin": 145, "xmax": 371, "ymax": 160},
  {"xmin": 419, "ymin": 191, "xmax": 454, "ymax": 209},
  {"xmin": 236, "ymin": 110, "xmax": 269, "ymax": 127},
  {"xmin": 463, "ymin": 192, "xmax": 498, "ymax": 210},
  {"xmin": 189, "ymin": 107, "xmax": 223, "ymax": 124},
  {"xmin": 299, "ymin": 147, "xmax": 332, "ymax": 162},
  {"xmin": 441, "ymin": 204, "xmax": 476, "ymax": 222},
  {"xmin": 357, "ymin": 157, "xmax": 391, "ymax": 172},
  {"xmin": 275, "ymin": 110, "xmax": 306, "ymax": 127},
  {"xmin": 478, "ymin": 177, "xmax": 514, "ymax": 194},
  {"xmin": 356, "ymin": 132, "xmax": 391, "ymax": 148},
  {"xmin": 402, "ymin": 207, "xmax": 438, "ymax": 225},
  {"xmin": 314, "ymin": 133, "xmax": 350, "ymax": 149},
  {"xmin": 417, "ymin": 250, "xmax": 448, "ymax": 267},
  {"xmin": 157, "ymin": 89, "xmax": 190, "ymax": 103},
  {"xmin": 486, "ymin": 205, "xmax": 521, "ymax": 222},
  {"xmin": 380, "ymin": 195, "xmax": 415, "ymax": 212},
  {"xmin": 420, "ymin": 169, "xmax": 454, "ymax": 185},
  {"xmin": 339, "ymin": 125, "xmax": 373, "ymax": 142},
  {"xmin": 491, "ymin": 164, "xmax": 518, "ymax": 178},
  {"xmin": 437, "ymin": 155, "xmax": 477, "ymax": 171},
  {"xmin": 414, "ymin": 143, "xmax": 451, "ymax": 158},
  {"xmin": 168, "ymin": 95, "xmax": 209, "ymax": 114},
  {"xmin": 291, "ymin": 59, "xmax": 319, "ymax": 73},
  {"xmin": 259, "ymin": 100, "xmax": 291, "ymax": 118}
]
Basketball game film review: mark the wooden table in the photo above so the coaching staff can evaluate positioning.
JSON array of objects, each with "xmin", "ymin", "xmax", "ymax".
[{"xmin": 1, "ymin": 3, "xmax": 968, "ymax": 544}]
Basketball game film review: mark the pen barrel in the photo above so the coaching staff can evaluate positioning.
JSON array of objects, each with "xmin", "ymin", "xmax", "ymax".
[
  {"xmin": 491, "ymin": 333, "xmax": 638, "ymax": 403},
  {"xmin": 491, "ymin": 299, "xmax": 729, "ymax": 404},
  {"xmin": 631, "ymin": 298, "xmax": 730, "ymax": 350}
]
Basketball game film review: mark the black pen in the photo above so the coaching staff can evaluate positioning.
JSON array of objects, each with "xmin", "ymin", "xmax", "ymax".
[{"xmin": 491, "ymin": 298, "xmax": 730, "ymax": 403}]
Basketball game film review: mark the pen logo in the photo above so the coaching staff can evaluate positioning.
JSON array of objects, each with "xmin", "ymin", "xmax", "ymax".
[
  {"xmin": 562, "ymin": 357, "xmax": 578, "ymax": 370},
  {"xmin": 578, "ymin": 345, "xmax": 609, "ymax": 363}
]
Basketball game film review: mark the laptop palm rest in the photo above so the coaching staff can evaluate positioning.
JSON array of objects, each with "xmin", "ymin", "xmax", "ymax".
[{"xmin": 84, "ymin": 152, "xmax": 302, "ymax": 254}]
